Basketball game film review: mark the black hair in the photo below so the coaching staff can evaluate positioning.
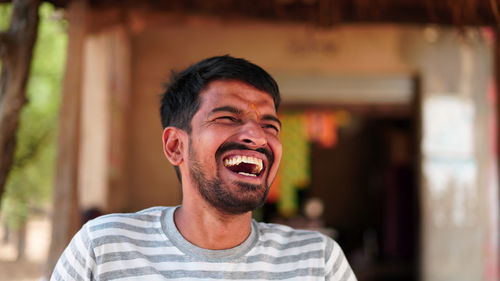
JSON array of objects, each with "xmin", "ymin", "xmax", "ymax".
[{"xmin": 160, "ymin": 55, "xmax": 281, "ymax": 132}]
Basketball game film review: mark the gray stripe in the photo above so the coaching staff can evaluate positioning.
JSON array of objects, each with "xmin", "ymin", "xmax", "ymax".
[
  {"xmin": 97, "ymin": 249, "xmax": 324, "ymax": 265},
  {"xmin": 259, "ymin": 237, "xmax": 323, "ymax": 250},
  {"xmin": 326, "ymin": 268, "xmax": 334, "ymax": 280},
  {"xmin": 84, "ymin": 227, "xmax": 98, "ymax": 280},
  {"xmin": 88, "ymin": 268, "xmax": 96, "ymax": 281},
  {"xmin": 97, "ymin": 213, "xmax": 159, "ymax": 222},
  {"xmin": 60, "ymin": 252, "xmax": 84, "ymax": 281},
  {"xmin": 331, "ymin": 248, "xmax": 344, "ymax": 275},
  {"xmin": 244, "ymin": 250, "xmax": 324, "ymax": 264},
  {"xmin": 260, "ymin": 227, "xmax": 316, "ymax": 238},
  {"xmin": 80, "ymin": 226, "xmax": 91, "ymax": 247},
  {"xmin": 97, "ymin": 252, "xmax": 187, "ymax": 264},
  {"xmin": 100, "ymin": 266, "xmax": 324, "ymax": 280},
  {"xmin": 324, "ymin": 236, "xmax": 334, "ymax": 264},
  {"xmin": 69, "ymin": 241, "xmax": 86, "ymax": 268},
  {"xmin": 89, "ymin": 222, "xmax": 161, "ymax": 234},
  {"xmin": 137, "ymin": 206, "xmax": 166, "ymax": 214},
  {"xmin": 93, "ymin": 235, "xmax": 172, "ymax": 248},
  {"xmin": 51, "ymin": 270, "xmax": 63, "ymax": 281},
  {"xmin": 340, "ymin": 266, "xmax": 353, "ymax": 281}
]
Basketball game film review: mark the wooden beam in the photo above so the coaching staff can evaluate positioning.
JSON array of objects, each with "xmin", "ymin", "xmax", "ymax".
[
  {"xmin": 492, "ymin": 28, "xmax": 500, "ymax": 281},
  {"xmin": 43, "ymin": 0, "xmax": 87, "ymax": 277}
]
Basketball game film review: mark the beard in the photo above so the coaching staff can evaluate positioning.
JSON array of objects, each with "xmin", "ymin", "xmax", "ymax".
[{"xmin": 188, "ymin": 141, "xmax": 271, "ymax": 215}]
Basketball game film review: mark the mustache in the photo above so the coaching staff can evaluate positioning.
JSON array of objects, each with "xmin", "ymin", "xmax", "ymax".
[{"xmin": 216, "ymin": 142, "xmax": 274, "ymax": 164}]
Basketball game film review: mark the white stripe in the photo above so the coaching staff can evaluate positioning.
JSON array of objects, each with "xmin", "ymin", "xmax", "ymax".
[
  {"xmin": 137, "ymin": 207, "xmax": 165, "ymax": 215},
  {"xmin": 94, "ymin": 243, "xmax": 183, "ymax": 256},
  {"xmin": 259, "ymin": 231, "xmax": 319, "ymax": 243},
  {"xmin": 94, "ymin": 243, "xmax": 322, "ymax": 263},
  {"xmin": 259, "ymin": 223, "xmax": 316, "ymax": 235},
  {"xmin": 139, "ymin": 276, "xmax": 321, "ymax": 281},
  {"xmin": 91, "ymin": 228, "xmax": 165, "ymax": 241},
  {"xmin": 89, "ymin": 216, "xmax": 161, "ymax": 228},
  {"xmin": 325, "ymin": 241, "xmax": 338, "ymax": 272},
  {"xmin": 98, "ymin": 258, "xmax": 324, "ymax": 274},
  {"xmin": 114, "ymin": 276, "xmax": 313, "ymax": 281},
  {"xmin": 74, "ymin": 231, "xmax": 91, "ymax": 262},
  {"xmin": 63, "ymin": 243, "xmax": 87, "ymax": 277},
  {"xmin": 54, "ymin": 255, "xmax": 78, "ymax": 281},
  {"xmin": 331, "ymin": 257, "xmax": 350, "ymax": 281},
  {"xmin": 75, "ymin": 229, "xmax": 97, "ymax": 272},
  {"xmin": 347, "ymin": 270, "xmax": 357, "ymax": 281},
  {"xmin": 250, "ymin": 241, "xmax": 324, "ymax": 257},
  {"xmin": 259, "ymin": 223, "xmax": 295, "ymax": 233},
  {"xmin": 110, "ymin": 274, "xmax": 164, "ymax": 281}
]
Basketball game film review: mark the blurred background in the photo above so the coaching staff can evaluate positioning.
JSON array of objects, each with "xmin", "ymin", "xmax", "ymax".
[{"xmin": 0, "ymin": 0, "xmax": 498, "ymax": 281}]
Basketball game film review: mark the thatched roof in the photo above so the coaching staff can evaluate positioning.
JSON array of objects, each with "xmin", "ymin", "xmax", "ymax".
[
  {"xmin": 2, "ymin": 0, "xmax": 500, "ymax": 27},
  {"xmin": 52, "ymin": 0, "xmax": 500, "ymax": 27}
]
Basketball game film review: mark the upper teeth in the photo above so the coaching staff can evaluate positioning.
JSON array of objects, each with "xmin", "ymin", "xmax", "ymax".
[{"xmin": 223, "ymin": 155, "xmax": 263, "ymax": 173}]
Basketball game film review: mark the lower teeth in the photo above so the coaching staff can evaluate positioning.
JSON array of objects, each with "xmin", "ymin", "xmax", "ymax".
[{"xmin": 238, "ymin": 172, "xmax": 256, "ymax": 177}]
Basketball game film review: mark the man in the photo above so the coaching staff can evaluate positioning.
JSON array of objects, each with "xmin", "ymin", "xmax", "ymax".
[{"xmin": 51, "ymin": 55, "xmax": 357, "ymax": 281}]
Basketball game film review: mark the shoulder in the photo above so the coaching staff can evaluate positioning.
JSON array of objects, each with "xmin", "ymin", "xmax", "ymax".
[
  {"xmin": 255, "ymin": 221, "xmax": 332, "ymax": 250},
  {"xmin": 87, "ymin": 206, "xmax": 167, "ymax": 225},
  {"xmin": 256, "ymin": 221, "xmax": 327, "ymax": 238},
  {"xmin": 82, "ymin": 206, "xmax": 171, "ymax": 239}
]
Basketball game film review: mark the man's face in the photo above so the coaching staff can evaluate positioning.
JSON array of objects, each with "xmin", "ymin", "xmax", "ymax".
[{"xmin": 187, "ymin": 80, "xmax": 282, "ymax": 214}]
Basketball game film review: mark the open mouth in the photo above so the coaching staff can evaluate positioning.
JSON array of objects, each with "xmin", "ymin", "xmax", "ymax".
[{"xmin": 223, "ymin": 155, "xmax": 264, "ymax": 177}]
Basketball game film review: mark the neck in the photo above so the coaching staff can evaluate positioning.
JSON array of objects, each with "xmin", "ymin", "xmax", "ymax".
[{"xmin": 174, "ymin": 199, "xmax": 253, "ymax": 250}]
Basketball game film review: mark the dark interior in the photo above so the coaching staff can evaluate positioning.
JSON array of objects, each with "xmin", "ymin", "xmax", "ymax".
[{"xmin": 261, "ymin": 106, "xmax": 420, "ymax": 281}]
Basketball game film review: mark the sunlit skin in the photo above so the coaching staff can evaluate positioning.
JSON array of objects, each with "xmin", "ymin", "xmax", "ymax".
[{"xmin": 162, "ymin": 80, "xmax": 282, "ymax": 250}]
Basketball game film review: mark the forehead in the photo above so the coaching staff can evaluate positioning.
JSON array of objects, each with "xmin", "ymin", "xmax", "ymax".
[{"xmin": 199, "ymin": 80, "xmax": 276, "ymax": 111}]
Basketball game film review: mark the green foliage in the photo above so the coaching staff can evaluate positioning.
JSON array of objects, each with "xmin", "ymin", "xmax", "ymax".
[
  {"xmin": 1, "ymin": 3, "xmax": 67, "ymax": 230},
  {"xmin": 0, "ymin": 3, "xmax": 12, "ymax": 30},
  {"xmin": 0, "ymin": 3, "xmax": 13, "ymax": 71}
]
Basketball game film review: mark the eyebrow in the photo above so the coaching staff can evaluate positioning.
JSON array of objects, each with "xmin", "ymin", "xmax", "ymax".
[
  {"xmin": 262, "ymin": 115, "xmax": 282, "ymax": 128},
  {"xmin": 210, "ymin": 106, "xmax": 242, "ymax": 115},
  {"xmin": 210, "ymin": 106, "xmax": 282, "ymax": 128}
]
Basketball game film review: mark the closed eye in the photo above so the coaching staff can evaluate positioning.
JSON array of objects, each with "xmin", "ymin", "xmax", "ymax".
[
  {"xmin": 263, "ymin": 124, "xmax": 279, "ymax": 133},
  {"xmin": 216, "ymin": 116, "xmax": 240, "ymax": 123}
]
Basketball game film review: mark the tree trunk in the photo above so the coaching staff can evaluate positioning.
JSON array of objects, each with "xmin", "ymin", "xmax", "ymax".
[{"xmin": 0, "ymin": 0, "xmax": 40, "ymax": 200}]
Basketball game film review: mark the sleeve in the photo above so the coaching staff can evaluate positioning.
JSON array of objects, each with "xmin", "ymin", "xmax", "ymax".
[
  {"xmin": 324, "ymin": 236, "xmax": 357, "ymax": 281},
  {"xmin": 50, "ymin": 223, "xmax": 97, "ymax": 281}
]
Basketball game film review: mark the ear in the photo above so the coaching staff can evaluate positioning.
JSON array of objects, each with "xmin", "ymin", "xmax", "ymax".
[{"xmin": 162, "ymin": 127, "xmax": 186, "ymax": 166}]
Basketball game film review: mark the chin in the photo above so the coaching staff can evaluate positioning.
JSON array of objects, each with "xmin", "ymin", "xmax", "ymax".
[{"xmin": 209, "ymin": 182, "xmax": 269, "ymax": 215}]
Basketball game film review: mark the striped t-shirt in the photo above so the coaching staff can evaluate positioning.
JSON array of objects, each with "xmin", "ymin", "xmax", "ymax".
[{"xmin": 51, "ymin": 206, "xmax": 357, "ymax": 281}]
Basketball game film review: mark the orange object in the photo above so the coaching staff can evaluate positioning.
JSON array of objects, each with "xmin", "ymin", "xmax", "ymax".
[
  {"xmin": 267, "ymin": 174, "xmax": 281, "ymax": 203},
  {"xmin": 306, "ymin": 111, "xmax": 337, "ymax": 148}
]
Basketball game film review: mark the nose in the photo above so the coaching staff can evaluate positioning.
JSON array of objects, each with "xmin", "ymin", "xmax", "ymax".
[{"xmin": 238, "ymin": 120, "xmax": 267, "ymax": 147}]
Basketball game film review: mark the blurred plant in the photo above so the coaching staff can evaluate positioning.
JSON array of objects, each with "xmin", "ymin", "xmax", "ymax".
[
  {"xmin": 0, "ymin": 2, "xmax": 12, "ymax": 74},
  {"xmin": 0, "ymin": 2, "xmax": 67, "ymax": 231},
  {"xmin": 0, "ymin": 3, "xmax": 12, "ymax": 30}
]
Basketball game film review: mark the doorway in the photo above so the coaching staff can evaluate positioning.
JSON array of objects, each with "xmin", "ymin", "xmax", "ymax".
[{"xmin": 259, "ymin": 102, "xmax": 420, "ymax": 281}]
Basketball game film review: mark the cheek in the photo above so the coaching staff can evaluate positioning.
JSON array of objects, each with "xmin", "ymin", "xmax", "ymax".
[
  {"xmin": 192, "ymin": 131, "xmax": 224, "ymax": 164},
  {"xmin": 268, "ymin": 137, "xmax": 282, "ymax": 172},
  {"xmin": 270, "ymin": 133, "xmax": 282, "ymax": 156}
]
